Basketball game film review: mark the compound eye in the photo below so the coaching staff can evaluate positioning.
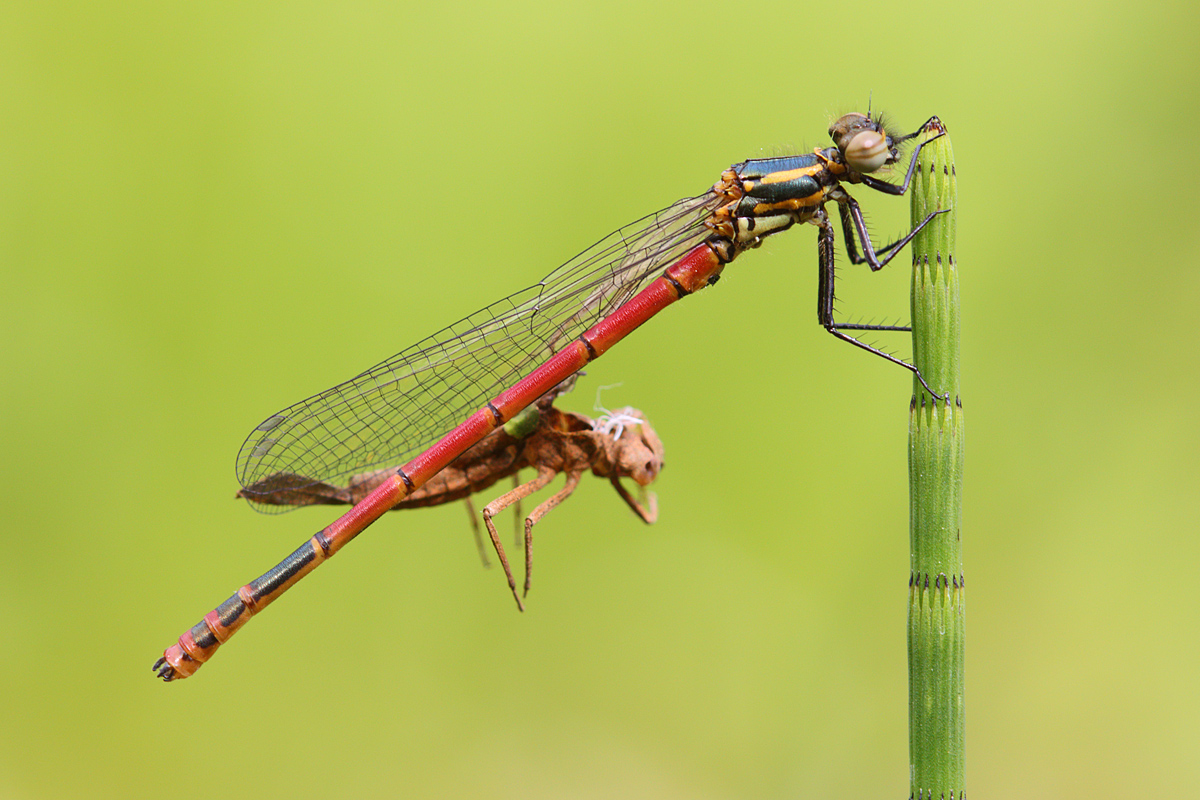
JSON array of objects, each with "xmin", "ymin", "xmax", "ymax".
[{"xmin": 844, "ymin": 129, "xmax": 889, "ymax": 173}]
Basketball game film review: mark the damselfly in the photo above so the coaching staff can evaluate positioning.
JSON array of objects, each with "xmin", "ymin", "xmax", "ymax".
[{"xmin": 154, "ymin": 112, "xmax": 947, "ymax": 681}]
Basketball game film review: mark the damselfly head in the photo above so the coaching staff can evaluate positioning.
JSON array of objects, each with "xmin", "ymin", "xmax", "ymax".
[{"xmin": 829, "ymin": 112, "xmax": 898, "ymax": 174}]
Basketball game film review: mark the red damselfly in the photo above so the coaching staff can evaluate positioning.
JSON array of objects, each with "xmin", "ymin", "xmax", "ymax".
[{"xmin": 154, "ymin": 112, "xmax": 947, "ymax": 681}]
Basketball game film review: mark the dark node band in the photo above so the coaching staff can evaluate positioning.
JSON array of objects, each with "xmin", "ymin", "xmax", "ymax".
[
  {"xmin": 579, "ymin": 336, "xmax": 598, "ymax": 360},
  {"xmin": 396, "ymin": 467, "xmax": 414, "ymax": 490},
  {"xmin": 663, "ymin": 275, "xmax": 688, "ymax": 298}
]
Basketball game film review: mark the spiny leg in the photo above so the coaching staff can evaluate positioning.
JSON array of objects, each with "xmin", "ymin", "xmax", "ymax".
[
  {"xmin": 836, "ymin": 193, "xmax": 948, "ymax": 271},
  {"xmin": 891, "ymin": 116, "xmax": 942, "ymax": 147},
  {"xmin": 815, "ymin": 210, "xmax": 943, "ymax": 399},
  {"xmin": 521, "ymin": 470, "xmax": 583, "ymax": 598},
  {"xmin": 483, "ymin": 466, "xmax": 557, "ymax": 611},
  {"xmin": 837, "ymin": 196, "xmax": 909, "ymax": 268}
]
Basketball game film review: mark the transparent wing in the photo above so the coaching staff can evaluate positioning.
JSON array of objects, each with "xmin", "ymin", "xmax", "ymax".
[{"xmin": 236, "ymin": 191, "xmax": 721, "ymax": 510}]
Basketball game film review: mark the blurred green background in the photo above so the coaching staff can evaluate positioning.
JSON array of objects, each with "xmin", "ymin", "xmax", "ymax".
[{"xmin": 3, "ymin": 0, "xmax": 1197, "ymax": 797}]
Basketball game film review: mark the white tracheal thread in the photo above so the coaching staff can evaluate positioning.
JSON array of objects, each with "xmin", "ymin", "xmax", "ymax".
[{"xmin": 590, "ymin": 383, "xmax": 642, "ymax": 440}]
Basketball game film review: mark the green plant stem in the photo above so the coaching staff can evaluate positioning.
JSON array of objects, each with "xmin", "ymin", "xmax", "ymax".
[{"xmin": 908, "ymin": 119, "xmax": 964, "ymax": 800}]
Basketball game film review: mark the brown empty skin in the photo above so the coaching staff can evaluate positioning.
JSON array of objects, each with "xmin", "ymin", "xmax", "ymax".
[{"xmin": 237, "ymin": 389, "xmax": 664, "ymax": 610}]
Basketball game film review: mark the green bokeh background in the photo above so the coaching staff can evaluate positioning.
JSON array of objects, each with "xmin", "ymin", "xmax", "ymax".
[{"xmin": 3, "ymin": 1, "xmax": 1197, "ymax": 797}]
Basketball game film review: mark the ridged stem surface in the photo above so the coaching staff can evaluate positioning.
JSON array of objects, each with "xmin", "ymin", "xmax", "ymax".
[{"xmin": 907, "ymin": 120, "xmax": 964, "ymax": 800}]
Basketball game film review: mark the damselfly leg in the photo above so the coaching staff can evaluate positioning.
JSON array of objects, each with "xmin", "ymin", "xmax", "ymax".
[{"xmin": 817, "ymin": 118, "xmax": 950, "ymax": 396}]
